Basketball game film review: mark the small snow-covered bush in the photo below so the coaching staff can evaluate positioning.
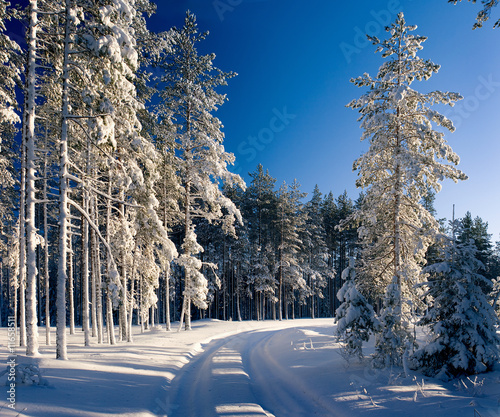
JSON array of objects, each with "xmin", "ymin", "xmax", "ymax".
[
  {"xmin": 336, "ymin": 257, "xmax": 379, "ymax": 360},
  {"xmin": 0, "ymin": 363, "xmax": 47, "ymax": 386}
]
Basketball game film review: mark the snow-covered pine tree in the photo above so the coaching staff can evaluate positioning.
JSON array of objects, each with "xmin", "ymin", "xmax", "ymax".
[
  {"xmin": 301, "ymin": 185, "xmax": 331, "ymax": 319},
  {"xmin": 276, "ymin": 180, "xmax": 307, "ymax": 320},
  {"xmin": 156, "ymin": 12, "xmax": 244, "ymax": 330},
  {"xmin": 321, "ymin": 190, "xmax": 357, "ymax": 315},
  {"xmin": 242, "ymin": 165, "xmax": 278, "ymax": 319},
  {"xmin": 336, "ymin": 256, "xmax": 379, "ymax": 360},
  {"xmin": 54, "ymin": 0, "xmax": 148, "ymax": 358},
  {"xmin": 347, "ymin": 13, "xmax": 467, "ymax": 367},
  {"xmin": 143, "ymin": 28, "xmax": 181, "ymax": 331},
  {"xmin": 413, "ymin": 224, "xmax": 500, "ymax": 380},
  {"xmin": 457, "ymin": 212, "xmax": 493, "ymax": 272}
]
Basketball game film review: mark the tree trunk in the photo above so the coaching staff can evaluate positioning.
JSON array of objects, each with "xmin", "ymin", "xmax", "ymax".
[
  {"xmin": 118, "ymin": 190, "xmax": 128, "ymax": 342},
  {"xmin": 25, "ymin": 0, "xmax": 39, "ymax": 357},
  {"xmin": 90, "ymin": 196, "xmax": 97, "ymax": 338},
  {"xmin": 68, "ymin": 235, "xmax": 75, "ymax": 335},
  {"xmin": 18, "ymin": 102, "xmax": 26, "ymax": 349},
  {"xmin": 165, "ymin": 266, "xmax": 171, "ymax": 331},
  {"xmin": 43, "ymin": 128, "xmax": 51, "ymax": 346},
  {"xmin": 105, "ymin": 180, "xmax": 116, "ymax": 345},
  {"xmin": 92, "ymin": 196, "xmax": 104, "ymax": 344},
  {"xmin": 128, "ymin": 275, "xmax": 134, "ymax": 342},
  {"xmin": 56, "ymin": 0, "xmax": 73, "ymax": 360},
  {"xmin": 140, "ymin": 274, "xmax": 144, "ymax": 333},
  {"xmin": 179, "ymin": 181, "xmax": 192, "ymax": 331},
  {"xmin": 81, "ymin": 207, "xmax": 90, "ymax": 346}
]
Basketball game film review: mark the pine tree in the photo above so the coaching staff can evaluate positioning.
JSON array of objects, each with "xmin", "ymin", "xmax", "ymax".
[
  {"xmin": 301, "ymin": 185, "xmax": 331, "ymax": 318},
  {"xmin": 413, "ymin": 225, "xmax": 500, "ymax": 380},
  {"xmin": 347, "ymin": 13, "xmax": 467, "ymax": 367},
  {"xmin": 54, "ymin": 0, "xmax": 146, "ymax": 358},
  {"xmin": 157, "ymin": 12, "xmax": 244, "ymax": 330},
  {"xmin": 457, "ymin": 212, "xmax": 493, "ymax": 273},
  {"xmin": 336, "ymin": 257, "xmax": 379, "ymax": 360}
]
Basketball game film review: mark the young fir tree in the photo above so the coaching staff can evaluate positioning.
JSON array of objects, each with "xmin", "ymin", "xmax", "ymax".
[
  {"xmin": 413, "ymin": 224, "xmax": 500, "ymax": 380},
  {"xmin": 347, "ymin": 13, "xmax": 467, "ymax": 367},
  {"xmin": 157, "ymin": 12, "xmax": 244, "ymax": 330},
  {"xmin": 336, "ymin": 257, "xmax": 379, "ymax": 360}
]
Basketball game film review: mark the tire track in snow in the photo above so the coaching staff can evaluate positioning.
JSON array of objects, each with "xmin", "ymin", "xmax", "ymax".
[
  {"xmin": 244, "ymin": 328, "xmax": 342, "ymax": 416},
  {"xmin": 166, "ymin": 332, "xmax": 274, "ymax": 416},
  {"xmin": 166, "ymin": 325, "xmax": 342, "ymax": 416}
]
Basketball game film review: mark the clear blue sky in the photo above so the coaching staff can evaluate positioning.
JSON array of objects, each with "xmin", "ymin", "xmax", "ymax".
[{"xmin": 156, "ymin": 1, "xmax": 498, "ymax": 240}]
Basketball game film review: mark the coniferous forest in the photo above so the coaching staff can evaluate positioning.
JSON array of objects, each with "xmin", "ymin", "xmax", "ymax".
[{"xmin": 1, "ymin": 0, "xmax": 500, "ymax": 387}]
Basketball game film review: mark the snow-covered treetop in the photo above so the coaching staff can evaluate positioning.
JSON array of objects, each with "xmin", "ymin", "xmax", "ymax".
[{"xmin": 347, "ymin": 12, "xmax": 467, "ymax": 199}]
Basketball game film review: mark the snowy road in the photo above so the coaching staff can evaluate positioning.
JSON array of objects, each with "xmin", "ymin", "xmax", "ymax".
[
  {"xmin": 165, "ymin": 324, "xmax": 344, "ymax": 417},
  {"xmin": 3, "ymin": 318, "xmax": 498, "ymax": 417}
]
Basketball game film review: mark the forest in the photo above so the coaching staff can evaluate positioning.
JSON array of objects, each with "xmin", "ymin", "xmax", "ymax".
[{"xmin": 1, "ymin": 0, "xmax": 499, "ymax": 382}]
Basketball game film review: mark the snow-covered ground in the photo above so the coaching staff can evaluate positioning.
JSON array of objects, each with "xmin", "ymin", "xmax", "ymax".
[{"xmin": 1, "ymin": 318, "xmax": 500, "ymax": 416}]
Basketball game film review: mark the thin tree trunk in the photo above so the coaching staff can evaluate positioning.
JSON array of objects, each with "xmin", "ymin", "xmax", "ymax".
[
  {"xmin": 105, "ymin": 179, "xmax": 116, "ymax": 345},
  {"xmin": 106, "ymin": 291, "xmax": 114, "ymax": 344},
  {"xmin": 25, "ymin": 0, "xmax": 40, "ymax": 357},
  {"xmin": 56, "ymin": 0, "xmax": 73, "ymax": 360},
  {"xmin": 43, "ymin": 128, "xmax": 51, "ymax": 346},
  {"xmin": 68, "ymin": 235, "xmax": 75, "ymax": 335},
  {"xmin": 311, "ymin": 277, "xmax": 315, "ymax": 319},
  {"xmin": 118, "ymin": 189, "xmax": 128, "ymax": 342},
  {"xmin": 90, "ymin": 198, "xmax": 97, "ymax": 338},
  {"xmin": 179, "ymin": 182, "xmax": 192, "ymax": 332},
  {"xmin": 236, "ymin": 265, "xmax": 242, "ymax": 322},
  {"xmin": 140, "ymin": 274, "xmax": 144, "ymax": 333},
  {"xmin": 19, "ymin": 101, "xmax": 27, "ymax": 349},
  {"xmin": 93, "ymin": 219, "xmax": 104, "ymax": 344},
  {"xmin": 165, "ymin": 265, "xmax": 171, "ymax": 331},
  {"xmin": 81, "ymin": 207, "xmax": 90, "ymax": 346},
  {"xmin": 128, "ymin": 274, "xmax": 134, "ymax": 342}
]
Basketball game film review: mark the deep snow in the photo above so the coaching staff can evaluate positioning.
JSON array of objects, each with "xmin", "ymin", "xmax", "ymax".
[{"xmin": 1, "ymin": 318, "xmax": 500, "ymax": 416}]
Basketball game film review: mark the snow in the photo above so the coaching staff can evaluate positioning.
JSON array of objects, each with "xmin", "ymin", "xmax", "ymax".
[{"xmin": 1, "ymin": 319, "xmax": 500, "ymax": 416}]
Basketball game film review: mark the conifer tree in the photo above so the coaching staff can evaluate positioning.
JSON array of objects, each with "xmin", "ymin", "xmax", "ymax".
[
  {"xmin": 276, "ymin": 180, "xmax": 306, "ymax": 320},
  {"xmin": 348, "ymin": 13, "xmax": 467, "ymax": 367},
  {"xmin": 301, "ymin": 185, "xmax": 330, "ymax": 318},
  {"xmin": 336, "ymin": 257, "xmax": 379, "ymax": 360},
  {"xmin": 242, "ymin": 166, "xmax": 278, "ymax": 320},
  {"xmin": 413, "ymin": 225, "xmax": 500, "ymax": 380},
  {"xmin": 157, "ymin": 12, "xmax": 244, "ymax": 330}
]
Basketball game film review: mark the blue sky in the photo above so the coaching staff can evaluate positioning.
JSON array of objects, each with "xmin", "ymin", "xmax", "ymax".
[{"xmin": 152, "ymin": 1, "xmax": 497, "ymax": 239}]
